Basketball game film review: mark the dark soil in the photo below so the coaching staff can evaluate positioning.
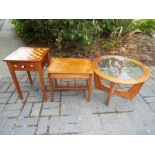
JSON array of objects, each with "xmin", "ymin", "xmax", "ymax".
[
  {"xmin": 29, "ymin": 33, "xmax": 155, "ymax": 66},
  {"xmin": 89, "ymin": 33, "xmax": 155, "ymax": 66}
]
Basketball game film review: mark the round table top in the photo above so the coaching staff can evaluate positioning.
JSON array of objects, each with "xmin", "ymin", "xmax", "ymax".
[{"xmin": 93, "ymin": 55, "xmax": 150, "ymax": 84}]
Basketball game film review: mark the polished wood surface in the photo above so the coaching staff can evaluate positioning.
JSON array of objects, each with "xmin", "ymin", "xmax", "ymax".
[
  {"xmin": 47, "ymin": 58, "xmax": 93, "ymax": 74},
  {"xmin": 3, "ymin": 47, "xmax": 50, "ymax": 102},
  {"xmin": 48, "ymin": 74, "xmax": 90, "ymax": 79},
  {"xmin": 47, "ymin": 58, "xmax": 93, "ymax": 102},
  {"xmin": 93, "ymin": 55, "xmax": 150, "ymax": 85},
  {"xmin": 93, "ymin": 55, "xmax": 150, "ymax": 105},
  {"xmin": 106, "ymin": 82, "xmax": 115, "ymax": 105},
  {"xmin": 94, "ymin": 73, "xmax": 144, "ymax": 100},
  {"xmin": 48, "ymin": 74, "xmax": 54, "ymax": 102},
  {"xmin": 87, "ymin": 74, "xmax": 92, "ymax": 101},
  {"xmin": 6, "ymin": 62, "xmax": 24, "ymax": 99},
  {"xmin": 3, "ymin": 47, "xmax": 49, "ymax": 62}
]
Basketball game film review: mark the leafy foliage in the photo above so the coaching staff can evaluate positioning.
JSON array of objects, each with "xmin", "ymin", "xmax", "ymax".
[
  {"xmin": 12, "ymin": 19, "xmax": 102, "ymax": 49},
  {"xmin": 99, "ymin": 19, "xmax": 137, "ymax": 37},
  {"xmin": 12, "ymin": 19, "xmax": 138, "ymax": 50},
  {"xmin": 12, "ymin": 20, "xmax": 45, "ymax": 43},
  {"xmin": 136, "ymin": 19, "xmax": 155, "ymax": 34}
]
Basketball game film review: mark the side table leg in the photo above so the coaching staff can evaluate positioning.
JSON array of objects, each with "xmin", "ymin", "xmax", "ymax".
[
  {"xmin": 54, "ymin": 79, "xmax": 58, "ymax": 87},
  {"xmin": 38, "ymin": 65, "xmax": 48, "ymax": 102},
  {"xmin": 106, "ymin": 82, "xmax": 115, "ymax": 105},
  {"xmin": 7, "ymin": 63, "xmax": 23, "ymax": 100},
  {"xmin": 87, "ymin": 74, "xmax": 92, "ymax": 102},
  {"xmin": 48, "ymin": 74, "xmax": 54, "ymax": 102},
  {"xmin": 47, "ymin": 51, "xmax": 51, "ymax": 66},
  {"xmin": 27, "ymin": 71, "xmax": 33, "ymax": 85}
]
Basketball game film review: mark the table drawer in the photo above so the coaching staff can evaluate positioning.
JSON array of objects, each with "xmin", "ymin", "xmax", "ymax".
[{"xmin": 11, "ymin": 62, "xmax": 37, "ymax": 70}]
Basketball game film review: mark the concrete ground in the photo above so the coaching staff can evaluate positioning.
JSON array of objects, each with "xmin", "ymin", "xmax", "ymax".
[
  {"xmin": 0, "ymin": 69, "xmax": 155, "ymax": 135},
  {"xmin": 0, "ymin": 20, "xmax": 155, "ymax": 135},
  {"xmin": 0, "ymin": 20, "xmax": 24, "ymax": 78}
]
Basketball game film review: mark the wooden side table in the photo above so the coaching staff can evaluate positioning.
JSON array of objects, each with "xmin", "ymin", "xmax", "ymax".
[
  {"xmin": 47, "ymin": 58, "xmax": 93, "ymax": 102},
  {"xmin": 93, "ymin": 55, "xmax": 150, "ymax": 105},
  {"xmin": 3, "ymin": 47, "xmax": 50, "ymax": 102}
]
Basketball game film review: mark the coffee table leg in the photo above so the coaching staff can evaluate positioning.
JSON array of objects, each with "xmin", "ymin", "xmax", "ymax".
[
  {"xmin": 48, "ymin": 74, "xmax": 54, "ymax": 102},
  {"xmin": 27, "ymin": 71, "xmax": 33, "ymax": 85},
  {"xmin": 7, "ymin": 63, "xmax": 23, "ymax": 100},
  {"xmin": 38, "ymin": 65, "xmax": 48, "ymax": 102},
  {"xmin": 54, "ymin": 79, "xmax": 58, "ymax": 87},
  {"xmin": 87, "ymin": 74, "xmax": 92, "ymax": 102},
  {"xmin": 106, "ymin": 82, "xmax": 115, "ymax": 105}
]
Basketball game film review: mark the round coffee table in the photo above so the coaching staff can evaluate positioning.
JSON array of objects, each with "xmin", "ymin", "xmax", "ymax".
[{"xmin": 93, "ymin": 55, "xmax": 150, "ymax": 105}]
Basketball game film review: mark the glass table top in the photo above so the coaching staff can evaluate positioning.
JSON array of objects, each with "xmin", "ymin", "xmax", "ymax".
[{"xmin": 97, "ymin": 57, "xmax": 144, "ymax": 80}]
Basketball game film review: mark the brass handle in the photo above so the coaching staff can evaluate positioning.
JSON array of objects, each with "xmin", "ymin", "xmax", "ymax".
[
  {"xmin": 21, "ymin": 65, "xmax": 25, "ymax": 68},
  {"xmin": 14, "ymin": 65, "xmax": 17, "ymax": 68},
  {"xmin": 30, "ymin": 65, "xmax": 34, "ymax": 67}
]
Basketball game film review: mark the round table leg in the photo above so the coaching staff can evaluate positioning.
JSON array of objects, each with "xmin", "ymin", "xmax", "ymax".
[{"xmin": 106, "ymin": 82, "xmax": 115, "ymax": 105}]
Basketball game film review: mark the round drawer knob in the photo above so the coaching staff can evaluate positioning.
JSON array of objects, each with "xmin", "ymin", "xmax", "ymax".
[
  {"xmin": 30, "ymin": 65, "xmax": 34, "ymax": 67},
  {"xmin": 21, "ymin": 65, "xmax": 25, "ymax": 68},
  {"xmin": 14, "ymin": 65, "xmax": 17, "ymax": 68}
]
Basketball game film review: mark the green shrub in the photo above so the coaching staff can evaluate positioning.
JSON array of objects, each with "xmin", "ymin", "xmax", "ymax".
[
  {"xmin": 12, "ymin": 19, "xmax": 137, "ymax": 50},
  {"xmin": 136, "ymin": 19, "xmax": 155, "ymax": 34},
  {"xmin": 12, "ymin": 20, "xmax": 46, "ymax": 43},
  {"xmin": 12, "ymin": 19, "xmax": 102, "ymax": 49},
  {"xmin": 99, "ymin": 19, "xmax": 137, "ymax": 37}
]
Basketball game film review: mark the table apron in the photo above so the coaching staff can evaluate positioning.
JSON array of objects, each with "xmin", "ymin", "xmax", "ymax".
[
  {"xmin": 53, "ymin": 85, "xmax": 88, "ymax": 90},
  {"xmin": 8, "ymin": 61, "xmax": 39, "ymax": 71},
  {"xmin": 49, "ymin": 73, "xmax": 91, "ymax": 79}
]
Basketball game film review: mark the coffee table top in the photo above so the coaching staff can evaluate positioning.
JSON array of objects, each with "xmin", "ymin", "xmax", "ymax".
[
  {"xmin": 93, "ymin": 55, "xmax": 150, "ymax": 84},
  {"xmin": 47, "ymin": 58, "xmax": 93, "ymax": 74},
  {"xmin": 3, "ymin": 47, "xmax": 50, "ymax": 62}
]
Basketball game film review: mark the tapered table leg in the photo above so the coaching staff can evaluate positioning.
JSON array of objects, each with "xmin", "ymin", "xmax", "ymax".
[
  {"xmin": 48, "ymin": 74, "xmax": 54, "ymax": 102},
  {"xmin": 87, "ymin": 74, "xmax": 92, "ymax": 102},
  {"xmin": 27, "ymin": 71, "xmax": 33, "ymax": 85},
  {"xmin": 106, "ymin": 82, "xmax": 115, "ymax": 105},
  {"xmin": 7, "ymin": 63, "xmax": 23, "ymax": 100},
  {"xmin": 38, "ymin": 64, "xmax": 48, "ymax": 102}
]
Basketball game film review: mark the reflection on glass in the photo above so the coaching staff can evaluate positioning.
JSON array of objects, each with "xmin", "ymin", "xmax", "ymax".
[{"xmin": 97, "ymin": 57, "xmax": 144, "ymax": 80}]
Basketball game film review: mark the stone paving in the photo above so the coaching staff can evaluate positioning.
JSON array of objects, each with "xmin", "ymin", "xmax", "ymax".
[
  {"xmin": 0, "ymin": 20, "xmax": 24, "ymax": 78},
  {"xmin": 0, "ymin": 67, "xmax": 155, "ymax": 135}
]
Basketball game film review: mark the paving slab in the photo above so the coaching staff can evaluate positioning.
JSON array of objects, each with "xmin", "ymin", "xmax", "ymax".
[
  {"xmin": 12, "ymin": 126, "xmax": 37, "ymax": 135},
  {"xmin": 119, "ymin": 112, "xmax": 145, "ymax": 130},
  {"xmin": 80, "ymin": 114, "xmax": 102, "ymax": 133},
  {"xmin": 36, "ymin": 117, "xmax": 49, "ymax": 135},
  {"xmin": 16, "ymin": 117, "xmax": 38, "ymax": 127},
  {"xmin": 0, "ymin": 118, "xmax": 16, "ymax": 134},
  {"xmin": 100, "ymin": 113, "xmax": 125, "ymax": 134},
  {"xmin": 20, "ymin": 103, "xmax": 33, "ymax": 117},
  {"xmin": 31, "ymin": 103, "xmax": 42, "ymax": 117}
]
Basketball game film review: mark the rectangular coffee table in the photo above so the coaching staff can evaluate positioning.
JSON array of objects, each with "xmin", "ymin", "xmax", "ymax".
[
  {"xmin": 47, "ymin": 58, "xmax": 93, "ymax": 101},
  {"xmin": 3, "ymin": 47, "xmax": 50, "ymax": 101}
]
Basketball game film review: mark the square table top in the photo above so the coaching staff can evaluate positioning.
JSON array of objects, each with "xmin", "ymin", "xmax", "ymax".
[
  {"xmin": 3, "ymin": 47, "xmax": 50, "ymax": 62},
  {"xmin": 47, "ymin": 58, "xmax": 93, "ymax": 74}
]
